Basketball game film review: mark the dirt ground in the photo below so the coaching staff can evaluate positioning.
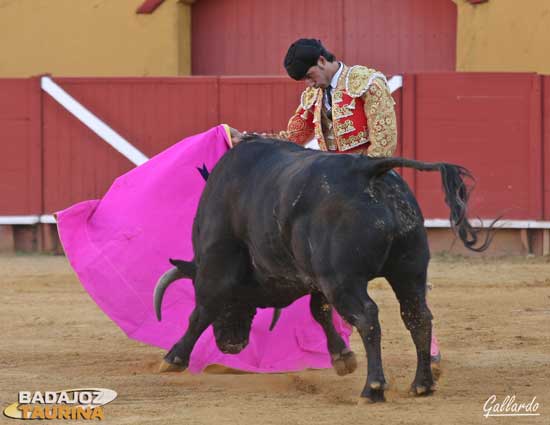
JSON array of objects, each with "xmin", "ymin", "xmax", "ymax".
[{"xmin": 1, "ymin": 254, "xmax": 549, "ymax": 425}]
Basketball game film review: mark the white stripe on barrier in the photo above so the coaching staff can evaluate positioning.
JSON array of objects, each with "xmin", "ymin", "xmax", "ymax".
[
  {"xmin": 424, "ymin": 219, "xmax": 550, "ymax": 229},
  {"xmin": 0, "ymin": 215, "xmax": 57, "ymax": 225},
  {"xmin": 1, "ymin": 215, "xmax": 549, "ymax": 229},
  {"xmin": 40, "ymin": 76, "xmax": 149, "ymax": 166},
  {"xmin": 40, "ymin": 215, "xmax": 57, "ymax": 224},
  {"xmin": 0, "ymin": 216, "xmax": 40, "ymax": 225},
  {"xmin": 388, "ymin": 75, "xmax": 403, "ymax": 93}
]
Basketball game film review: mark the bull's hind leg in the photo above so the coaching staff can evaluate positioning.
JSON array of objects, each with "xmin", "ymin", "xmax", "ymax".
[
  {"xmin": 309, "ymin": 292, "xmax": 357, "ymax": 376},
  {"xmin": 386, "ymin": 269, "xmax": 435, "ymax": 396},
  {"xmin": 322, "ymin": 282, "xmax": 387, "ymax": 402}
]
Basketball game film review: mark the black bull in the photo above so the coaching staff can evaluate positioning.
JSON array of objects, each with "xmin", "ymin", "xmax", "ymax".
[{"xmin": 154, "ymin": 136, "xmax": 493, "ymax": 402}]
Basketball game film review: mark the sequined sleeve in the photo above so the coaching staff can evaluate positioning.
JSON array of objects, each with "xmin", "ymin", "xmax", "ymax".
[
  {"xmin": 364, "ymin": 78, "xmax": 397, "ymax": 157},
  {"xmin": 277, "ymin": 105, "xmax": 315, "ymax": 145}
]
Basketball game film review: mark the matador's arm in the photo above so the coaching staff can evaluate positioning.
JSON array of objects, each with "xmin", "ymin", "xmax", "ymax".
[{"xmin": 363, "ymin": 78, "xmax": 397, "ymax": 157}]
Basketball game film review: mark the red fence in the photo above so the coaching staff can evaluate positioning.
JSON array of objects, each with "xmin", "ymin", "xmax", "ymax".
[
  {"xmin": 42, "ymin": 77, "xmax": 220, "ymax": 212},
  {"xmin": 0, "ymin": 78, "xmax": 42, "ymax": 215},
  {"xmin": 0, "ymin": 73, "xmax": 547, "ymax": 220},
  {"xmin": 544, "ymin": 76, "xmax": 550, "ymax": 220},
  {"xmin": 410, "ymin": 73, "xmax": 543, "ymax": 220}
]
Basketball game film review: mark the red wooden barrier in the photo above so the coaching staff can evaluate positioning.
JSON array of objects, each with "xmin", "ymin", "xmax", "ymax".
[
  {"xmin": 0, "ymin": 73, "xmax": 548, "ymax": 223},
  {"xmin": 392, "ymin": 83, "xmax": 404, "ymax": 159},
  {"xmin": 0, "ymin": 78, "xmax": 42, "ymax": 214},
  {"xmin": 42, "ymin": 77, "xmax": 218, "ymax": 213},
  {"xmin": 412, "ymin": 73, "xmax": 543, "ymax": 220},
  {"xmin": 543, "ymin": 76, "xmax": 550, "ymax": 220},
  {"xmin": 400, "ymin": 74, "xmax": 416, "ymax": 190},
  {"xmin": 219, "ymin": 77, "xmax": 303, "ymax": 134},
  {"xmin": 219, "ymin": 75, "xmax": 403, "ymax": 142}
]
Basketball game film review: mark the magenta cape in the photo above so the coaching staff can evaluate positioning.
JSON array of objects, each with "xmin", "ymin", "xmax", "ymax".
[{"xmin": 57, "ymin": 125, "xmax": 351, "ymax": 373}]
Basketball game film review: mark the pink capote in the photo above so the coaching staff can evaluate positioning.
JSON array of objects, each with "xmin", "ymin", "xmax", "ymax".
[{"xmin": 57, "ymin": 125, "xmax": 351, "ymax": 373}]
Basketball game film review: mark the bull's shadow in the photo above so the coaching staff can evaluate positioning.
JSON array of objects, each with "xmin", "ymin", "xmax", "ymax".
[{"xmin": 154, "ymin": 136, "xmax": 495, "ymax": 402}]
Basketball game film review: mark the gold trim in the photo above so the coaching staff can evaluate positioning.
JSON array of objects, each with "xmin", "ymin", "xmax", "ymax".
[
  {"xmin": 346, "ymin": 65, "xmax": 379, "ymax": 98},
  {"xmin": 332, "ymin": 89, "xmax": 343, "ymax": 103},
  {"xmin": 338, "ymin": 131, "xmax": 369, "ymax": 151},
  {"xmin": 301, "ymin": 87, "xmax": 320, "ymax": 110},
  {"xmin": 335, "ymin": 119, "xmax": 356, "ymax": 136},
  {"xmin": 221, "ymin": 123, "xmax": 233, "ymax": 148},
  {"xmin": 332, "ymin": 103, "xmax": 354, "ymax": 120}
]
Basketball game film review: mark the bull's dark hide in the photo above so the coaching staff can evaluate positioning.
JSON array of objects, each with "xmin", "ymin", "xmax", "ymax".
[{"xmin": 155, "ymin": 136, "xmax": 494, "ymax": 402}]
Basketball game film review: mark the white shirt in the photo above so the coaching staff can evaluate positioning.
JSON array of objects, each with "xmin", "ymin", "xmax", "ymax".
[{"xmin": 324, "ymin": 62, "xmax": 343, "ymax": 111}]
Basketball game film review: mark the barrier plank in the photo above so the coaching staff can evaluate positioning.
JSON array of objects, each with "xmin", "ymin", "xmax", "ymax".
[
  {"xmin": 0, "ymin": 73, "xmax": 548, "ymax": 224},
  {"xmin": 543, "ymin": 76, "xmax": 550, "ymax": 220},
  {"xmin": 42, "ymin": 77, "xmax": 218, "ymax": 213},
  {"xmin": 414, "ymin": 73, "xmax": 542, "ymax": 220},
  {"xmin": 0, "ymin": 78, "xmax": 42, "ymax": 214}
]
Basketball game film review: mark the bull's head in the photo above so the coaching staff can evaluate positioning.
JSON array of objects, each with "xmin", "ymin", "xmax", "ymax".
[{"xmin": 212, "ymin": 305, "xmax": 256, "ymax": 354}]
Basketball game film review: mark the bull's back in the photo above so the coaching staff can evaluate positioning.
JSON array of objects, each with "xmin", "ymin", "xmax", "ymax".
[{"xmin": 195, "ymin": 139, "xmax": 425, "ymax": 277}]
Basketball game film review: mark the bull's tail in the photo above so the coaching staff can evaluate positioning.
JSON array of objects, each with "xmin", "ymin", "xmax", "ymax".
[
  {"xmin": 154, "ymin": 259, "xmax": 197, "ymax": 321},
  {"xmin": 366, "ymin": 157, "xmax": 497, "ymax": 252}
]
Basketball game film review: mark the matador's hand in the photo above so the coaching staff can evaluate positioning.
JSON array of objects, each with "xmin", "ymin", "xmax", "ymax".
[{"xmin": 229, "ymin": 127, "xmax": 243, "ymax": 147}]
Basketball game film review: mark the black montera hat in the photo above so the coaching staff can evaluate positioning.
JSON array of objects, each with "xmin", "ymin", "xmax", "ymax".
[{"xmin": 284, "ymin": 39, "xmax": 324, "ymax": 80}]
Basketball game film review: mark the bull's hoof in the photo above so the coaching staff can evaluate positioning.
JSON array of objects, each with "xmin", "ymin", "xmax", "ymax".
[
  {"xmin": 409, "ymin": 381, "xmax": 436, "ymax": 396},
  {"xmin": 159, "ymin": 359, "xmax": 186, "ymax": 373},
  {"xmin": 331, "ymin": 350, "xmax": 357, "ymax": 376},
  {"xmin": 159, "ymin": 355, "xmax": 187, "ymax": 373},
  {"xmin": 360, "ymin": 383, "xmax": 387, "ymax": 403},
  {"xmin": 431, "ymin": 355, "xmax": 442, "ymax": 381}
]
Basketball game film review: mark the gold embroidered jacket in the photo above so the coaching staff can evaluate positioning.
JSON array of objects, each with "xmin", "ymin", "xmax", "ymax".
[{"xmin": 279, "ymin": 65, "xmax": 397, "ymax": 157}]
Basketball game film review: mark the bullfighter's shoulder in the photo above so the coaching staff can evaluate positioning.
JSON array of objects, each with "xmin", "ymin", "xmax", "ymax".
[{"xmin": 346, "ymin": 65, "xmax": 388, "ymax": 98}]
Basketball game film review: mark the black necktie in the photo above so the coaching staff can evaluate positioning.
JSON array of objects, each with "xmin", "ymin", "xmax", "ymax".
[{"xmin": 325, "ymin": 86, "xmax": 333, "ymax": 120}]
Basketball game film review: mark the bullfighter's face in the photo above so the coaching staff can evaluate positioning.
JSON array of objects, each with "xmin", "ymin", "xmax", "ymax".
[{"xmin": 303, "ymin": 56, "xmax": 332, "ymax": 89}]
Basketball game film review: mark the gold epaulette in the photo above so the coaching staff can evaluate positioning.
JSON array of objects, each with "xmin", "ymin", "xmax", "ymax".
[
  {"xmin": 346, "ymin": 65, "xmax": 388, "ymax": 98},
  {"xmin": 300, "ymin": 87, "xmax": 320, "ymax": 110}
]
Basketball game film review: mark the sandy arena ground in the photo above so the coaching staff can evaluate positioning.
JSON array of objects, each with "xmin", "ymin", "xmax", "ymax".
[{"xmin": 1, "ymin": 254, "xmax": 549, "ymax": 425}]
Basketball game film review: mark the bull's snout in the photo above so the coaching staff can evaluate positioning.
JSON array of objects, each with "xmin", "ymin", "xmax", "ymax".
[{"xmin": 218, "ymin": 340, "xmax": 249, "ymax": 354}]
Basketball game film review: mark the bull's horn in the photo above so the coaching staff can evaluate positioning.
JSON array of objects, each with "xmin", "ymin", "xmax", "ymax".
[
  {"xmin": 154, "ymin": 267, "xmax": 185, "ymax": 322},
  {"xmin": 269, "ymin": 308, "xmax": 282, "ymax": 331}
]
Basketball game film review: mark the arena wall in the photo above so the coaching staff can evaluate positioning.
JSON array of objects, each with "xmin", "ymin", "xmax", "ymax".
[
  {"xmin": 0, "ymin": 78, "xmax": 42, "ymax": 215},
  {"xmin": 191, "ymin": 0, "xmax": 457, "ymax": 76},
  {"xmin": 0, "ymin": 73, "xmax": 549, "ymax": 255},
  {"xmin": 0, "ymin": 0, "xmax": 191, "ymax": 77},
  {"xmin": 455, "ymin": 0, "xmax": 550, "ymax": 73}
]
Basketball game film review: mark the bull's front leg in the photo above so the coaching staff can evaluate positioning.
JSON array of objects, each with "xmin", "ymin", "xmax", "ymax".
[
  {"xmin": 160, "ymin": 243, "xmax": 248, "ymax": 372},
  {"xmin": 160, "ymin": 304, "xmax": 217, "ymax": 372},
  {"xmin": 309, "ymin": 292, "xmax": 357, "ymax": 376}
]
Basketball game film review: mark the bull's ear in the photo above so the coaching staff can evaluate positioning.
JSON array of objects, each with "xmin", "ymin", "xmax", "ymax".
[{"xmin": 169, "ymin": 258, "xmax": 197, "ymax": 279}]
